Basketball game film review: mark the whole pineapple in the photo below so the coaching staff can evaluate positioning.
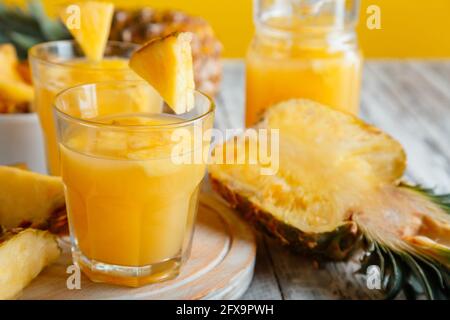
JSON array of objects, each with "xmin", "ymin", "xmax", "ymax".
[{"xmin": 110, "ymin": 8, "xmax": 223, "ymax": 97}]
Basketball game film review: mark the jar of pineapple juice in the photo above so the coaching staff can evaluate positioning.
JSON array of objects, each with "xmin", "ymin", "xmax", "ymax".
[{"xmin": 246, "ymin": 0, "xmax": 363, "ymax": 126}]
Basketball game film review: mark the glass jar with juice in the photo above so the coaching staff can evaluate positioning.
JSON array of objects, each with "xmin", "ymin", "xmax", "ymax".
[{"xmin": 246, "ymin": 0, "xmax": 362, "ymax": 126}]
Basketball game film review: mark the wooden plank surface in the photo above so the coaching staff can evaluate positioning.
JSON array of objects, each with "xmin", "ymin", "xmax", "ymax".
[{"xmin": 216, "ymin": 60, "xmax": 450, "ymax": 300}]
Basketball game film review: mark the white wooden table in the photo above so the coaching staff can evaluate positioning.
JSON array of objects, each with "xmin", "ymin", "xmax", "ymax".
[{"xmin": 214, "ymin": 60, "xmax": 450, "ymax": 300}]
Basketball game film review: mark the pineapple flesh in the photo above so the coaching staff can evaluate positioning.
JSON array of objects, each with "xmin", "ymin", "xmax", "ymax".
[
  {"xmin": 209, "ymin": 100, "xmax": 450, "ymax": 299},
  {"xmin": 211, "ymin": 99, "xmax": 406, "ymax": 235},
  {"xmin": 0, "ymin": 166, "xmax": 66, "ymax": 233},
  {"xmin": 130, "ymin": 32, "xmax": 195, "ymax": 114},
  {"xmin": 0, "ymin": 228, "xmax": 60, "ymax": 300},
  {"xmin": 0, "ymin": 44, "xmax": 23, "ymax": 82},
  {"xmin": 0, "ymin": 44, "xmax": 34, "ymax": 112},
  {"xmin": 60, "ymin": 1, "xmax": 114, "ymax": 61}
]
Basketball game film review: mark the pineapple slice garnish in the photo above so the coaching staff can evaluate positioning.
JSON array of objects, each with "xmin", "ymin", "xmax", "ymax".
[
  {"xmin": 60, "ymin": 1, "xmax": 114, "ymax": 61},
  {"xmin": 130, "ymin": 32, "xmax": 195, "ymax": 114},
  {"xmin": 0, "ymin": 166, "xmax": 66, "ymax": 232},
  {"xmin": 0, "ymin": 228, "xmax": 60, "ymax": 300}
]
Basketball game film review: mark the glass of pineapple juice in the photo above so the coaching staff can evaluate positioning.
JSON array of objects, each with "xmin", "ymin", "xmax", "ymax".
[
  {"xmin": 29, "ymin": 40, "xmax": 144, "ymax": 176},
  {"xmin": 54, "ymin": 80, "xmax": 214, "ymax": 286}
]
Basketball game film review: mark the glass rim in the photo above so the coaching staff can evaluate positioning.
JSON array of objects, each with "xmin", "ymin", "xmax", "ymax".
[
  {"xmin": 28, "ymin": 40, "xmax": 139, "ymax": 71},
  {"xmin": 54, "ymin": 80, "xmax": 215, "ymax": 131}
]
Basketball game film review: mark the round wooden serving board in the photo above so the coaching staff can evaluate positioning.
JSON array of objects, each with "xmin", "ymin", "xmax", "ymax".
[{"xmin": 20, "ymin": 195, "xmax": 256, "ymax": 300}]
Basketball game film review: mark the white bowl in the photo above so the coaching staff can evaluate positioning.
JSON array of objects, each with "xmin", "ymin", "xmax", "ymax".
[{"xmin": 0, "ymin": 113, "xmax": 47, "ymax": 174}]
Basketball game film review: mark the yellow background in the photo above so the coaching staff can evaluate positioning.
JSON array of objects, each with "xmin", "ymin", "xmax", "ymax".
[{"xmin": 5, "ymin": 0, "xmax": 450, "ymax": 58}]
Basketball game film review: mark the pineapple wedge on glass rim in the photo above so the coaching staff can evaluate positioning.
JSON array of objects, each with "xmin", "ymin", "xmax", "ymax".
[
  {"xmin": 209, "ymin": 99, "xmax": 450, "ymax": 299},
  {"xmin": 129, "ymin": 32, "xmax": 195, "ymax": 115},
  {"xmin": 60, "ymin": 1, "xmax": 114, "ymax": 61}
]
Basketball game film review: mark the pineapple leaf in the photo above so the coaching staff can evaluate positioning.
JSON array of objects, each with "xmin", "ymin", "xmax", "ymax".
[
  {"xmin": 403, "ymin": 281, "xmax": 418, "ymax": 300},
  {"xmin": 27, "ymin": 0, "xmax": 70, "ymax": 41},
  {"xmin": 402, "ymin": 253, "xmax": 435, "ymax": 299},
  {"xmin": 383, "ymin": 247, "xmax": 404, "ymax": 300},
  {"xmin": 374, "ymin": 242, "xmax": 385, "ymax": 278},
  {"xmin": 417, "ymin": 255, "xmax": 446, "ymax": 289},
  {"xmin": 0, "ymin": 1, "xmax": 70, "ymax": 59},
  {"xmin": 401, "ymin": 183, "xmax": 450, "ymax": 215},
  {"xmin": 360, "ymin": 237, "xmax": 449, "ymax": 300},
  {"xmin": 0, "ymin": 4, "xmax": 41, "ymax": 37},
  {"xmin": 8, "ymin": 31, "xmax": 41, "ymax": 48}
]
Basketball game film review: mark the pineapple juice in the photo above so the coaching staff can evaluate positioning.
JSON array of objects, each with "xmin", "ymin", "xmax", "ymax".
[
  {"xmin": 246, "ymin": 45, "xmax": 362, "ymax": 125},
  {"xmin": 60, "ymin": 113, "xmax": 206, "ymax": 284},
  {"xmin": 32, "ymin": 58, "xmax": 136, "ymax": 176},
  {"xmin": 246, "ymin": 2, "xmax": 363, "ymax": 126}
]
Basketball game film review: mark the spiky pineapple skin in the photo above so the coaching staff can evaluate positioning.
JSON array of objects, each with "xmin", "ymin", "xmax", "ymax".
[{"xmin": 210, "ymin": 176, "xmax": 361, "ymax": 260}]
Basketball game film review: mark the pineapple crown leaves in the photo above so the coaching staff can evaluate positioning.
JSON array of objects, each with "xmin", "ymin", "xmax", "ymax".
[
  {"xmin": 0, "ymin": 0, "xmax": 70, "ymax": 59},
  {"xmin": 359, "ymin": 183, "xmax": 450, "ymax": 300},
  {"xmin": 400, "ymin": 183, "xmax": 450, "ymax": 215},
  {"xmin": 360, "ymin": 238, "xmax": 450, "ymax": 300}
]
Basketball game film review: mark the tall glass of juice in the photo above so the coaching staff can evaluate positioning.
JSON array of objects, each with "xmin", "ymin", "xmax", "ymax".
[
  {"xmin": 54, "ymin": 80, "xmax": 214, "ymax": 286},
  {"xmin": 29, "ymin": 40, "xmax": 143, "ymax": 175}
]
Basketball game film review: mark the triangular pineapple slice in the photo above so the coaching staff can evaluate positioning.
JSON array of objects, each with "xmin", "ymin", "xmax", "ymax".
[
  {"xmin": 130, "ymin": 32, "xmax": 195, "ymax": 114},
  {"xmin": 0, "ymin": 166, "xmax": 65, "ymax": 231},
  {"xmin": 60, "ymin": 1, "xmax": 114, "ymax": 61},
  {"xmin": 0, "ymin": 228, "xmax": 60, "ymax": 299}
]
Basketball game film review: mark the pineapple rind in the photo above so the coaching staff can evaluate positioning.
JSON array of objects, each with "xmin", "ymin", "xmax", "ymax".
[
  {"xmin": 0, "ymin": 228, "xmax": 60, "ymax": 300},
  {"xmin": 210, "ymin": 176, "xmax": 361, "ymax": 260}
]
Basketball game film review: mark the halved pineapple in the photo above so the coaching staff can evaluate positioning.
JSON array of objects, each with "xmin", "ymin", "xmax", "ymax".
[
  {"xmin": 0, "ymin": 166, "xmax": 66, "ymax": 233},
  {"xmin": 60, "ymin": 1, "xmax": 114, "ymax": 61},
  {"xmin": 0, "ymin": 228, "xmax": 60, "ymax": 300},
  {"xmin": 209, "ymin": 99, "xmax": 450, "ymax": 299},
  {"xmin": 130, "ymin": 32, "xmax": 195, "ymax": 114}
]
